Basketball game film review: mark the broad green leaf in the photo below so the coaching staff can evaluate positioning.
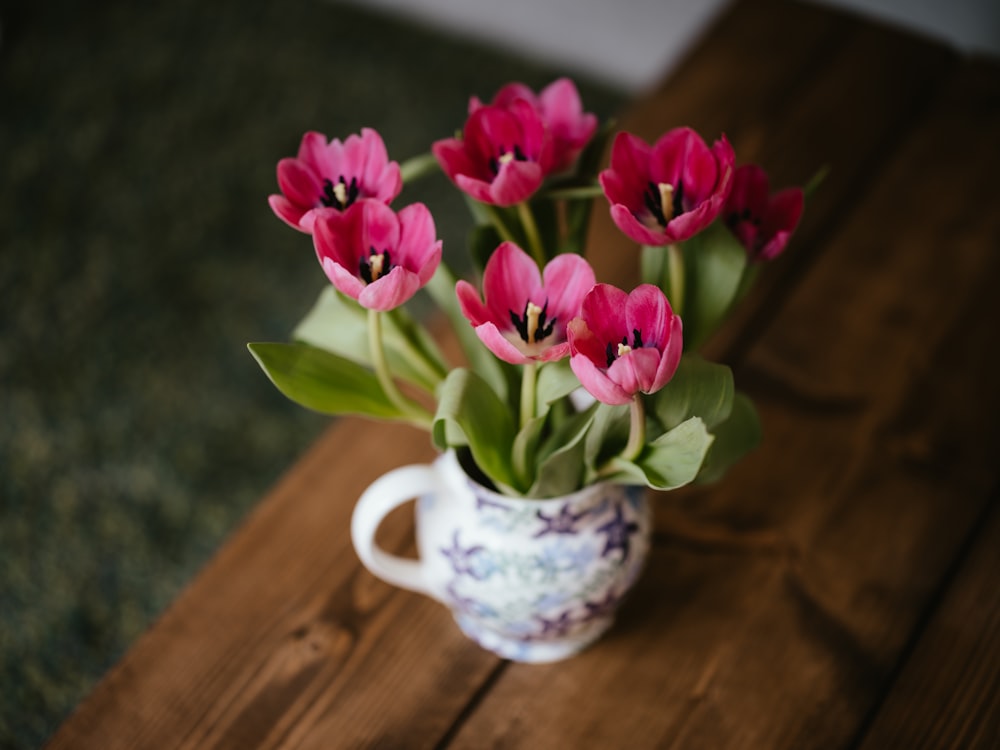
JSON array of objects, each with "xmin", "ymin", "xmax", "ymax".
[
  {"xmin": 584, "ymin": 402, "xmax": 630, "ymax": 469},
  {"xmin": 512, "ymin": 413, "xmax": 546, "ymax": 490},
  {"xmin": 606, "ymin": 417, "xmax": 714, "ymax": 491},
  {"xmin": 696, "ymin": 392, "xmax": 762, "ymax": 484},
  {"xmin": 649, "ymin": 354, "xmax": 734, "ymax": 431},
  {"xmin": 432, "ymin": 368, "xmax": 519, "ymax": 494},
  {"xmin": 292, "ymin": 287, "xmax": 446, "ymax": 392},
  {"xmin": 529, "ymin": 404, "xmax": 598, "ymax": 497},
  {"xmin": 681, "ymin": 222, "xmax": 749, "ymax": 351},
  {"xmin": 248, "ymin": 342, "xmax": 405, "ymax": 421},
  {"xmin": 536, "ymin": 359, "xmax": 582, "ymax": 408}
]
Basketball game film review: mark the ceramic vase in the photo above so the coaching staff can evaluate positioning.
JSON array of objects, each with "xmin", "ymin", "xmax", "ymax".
[{"xmin": 351, "ymin": 451, "xmax": 651, "ymax": 663}]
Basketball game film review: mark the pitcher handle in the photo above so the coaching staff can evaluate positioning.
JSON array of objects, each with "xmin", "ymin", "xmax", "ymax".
[{"xmin": 350, "ymin": 463, "xmax": 445, "ymax": 601}]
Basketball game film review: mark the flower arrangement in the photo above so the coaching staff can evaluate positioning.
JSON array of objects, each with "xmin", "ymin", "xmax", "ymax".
[{"xmin": 250, "ymin": 78, "xmax": 806, "ymax": 499}]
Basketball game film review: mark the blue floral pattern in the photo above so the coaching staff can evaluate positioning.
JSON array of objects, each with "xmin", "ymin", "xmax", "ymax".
[{"xmin": 415, "ymin": 454, "xmax": 650, "ymax": 663}]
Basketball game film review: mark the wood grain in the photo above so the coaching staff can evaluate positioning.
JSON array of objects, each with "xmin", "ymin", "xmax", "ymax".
[
  {"xmin": 856, "ymin": 500, "xmax": 1000, "ymax": 749},
  {"xmin": 444, "ymin": 25, "xmax": 1000, "ymax": 750}
]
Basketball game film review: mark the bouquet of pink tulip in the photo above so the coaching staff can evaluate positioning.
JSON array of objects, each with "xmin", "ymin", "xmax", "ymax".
[{"xmin": 250, "ymin": 78, "xmax": 806, "ymax": 498}]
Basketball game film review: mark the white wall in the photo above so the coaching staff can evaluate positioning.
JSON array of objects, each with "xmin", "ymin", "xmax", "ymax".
[{"xmin": 338, "ymin": 0, "xmax": 1000, "ymax": 92}]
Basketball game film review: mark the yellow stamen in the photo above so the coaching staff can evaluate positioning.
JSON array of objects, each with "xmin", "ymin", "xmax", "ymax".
[
  {"xmin": 498, "ymin": 151, "xmax": 516, "ymax": 166},
  {"xmin": 333, "ymin": 181, "xmax": 349, "ymax": 207},
  {"xmin": 658, "ymin": 182, "xmax": 675, "ymax": 222},
  {"xmin": 368, "ymin": 253, "xmax": 385, "ymax": 281},
  {"xmin": 617, "ymin": 342, "xmax": 632, "ymax": 358},
  {"xmin": 525, "ymin": 301, "xmax": 543, "ymax": 344}
]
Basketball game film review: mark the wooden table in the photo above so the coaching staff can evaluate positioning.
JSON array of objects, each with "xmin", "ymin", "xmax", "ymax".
[{"xmin": 47, "ymin": 0, "xmax": 1000, "ymax": 746}]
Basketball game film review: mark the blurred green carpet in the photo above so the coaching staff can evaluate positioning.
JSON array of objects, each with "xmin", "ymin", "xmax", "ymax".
[{"xmin": 0, "ymin": 0, "xmax": 624, "ymax": 745}]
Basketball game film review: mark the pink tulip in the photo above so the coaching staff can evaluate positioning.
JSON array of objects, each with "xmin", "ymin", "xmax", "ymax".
[
  {"xmin": 470, "ymin": 78, "xmax": 598, "ymax": 173},
  {"xmin": 724, "ymin": 164, "xmax": 804, "ymax": 262},
  {"xmin": 313, "ymin": 199, "xmax": 441, "ymax": 311},
  {"xmin": 599, "ymin": 128, "xmax": 735, "ymax": 246},
  {"xmin": 269, "ymin": 129, "xmax": 402, "ymax": 233},
  {"xmin": 567, "ymin": 284, "xmax": 683, "ymax": 405},
  {"xmin": 432, "ymin": 100, "xmax": 556, "ymax": 206},
  {"xmin": 455, "ymin": 242, "xmax": 596, "ymax": 364}
]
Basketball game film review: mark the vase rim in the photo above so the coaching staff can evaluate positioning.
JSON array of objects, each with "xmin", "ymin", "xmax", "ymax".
[{"xmin": 440, "ymin": 449, "xmax": 631, "ymax": 507}]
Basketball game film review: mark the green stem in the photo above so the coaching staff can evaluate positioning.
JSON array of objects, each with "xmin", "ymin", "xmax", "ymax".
[
  {"xmin": 386, "ymin": 307, "xmax": 449, "ymax": 387},
  {"xmin": 368, "ymin": 309, "xmax": 433, "ymax": 429},
  {"xmin": 666, "ymin": 243, "xmax": 685, "ymax": 316},
  {"xmin": 483, "ymin": 204, "xmax": 517, "ymax": 244},
  {"xmin": 621, "ymin": 396, "xmax": 646, "ymax": 463},
  {"xmin": 519, "ymin": 361, "xmax": 537, "ymax": 430},
  {"xmin": 517, "ymin": 201, "xmax": 547, "ymax": 267},
  {"xmin": 641, "ymin": 244, "xmax": 666, "ymax": 287}
]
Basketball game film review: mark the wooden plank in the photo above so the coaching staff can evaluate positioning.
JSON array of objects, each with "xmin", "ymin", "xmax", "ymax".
[
  {"xmin": 856, "ymin": 498, "xmax": 1000, "ymax": 749},
  {"xmin": 441, "ymin": 48, "xmax": 1000, "ymax": 750}
]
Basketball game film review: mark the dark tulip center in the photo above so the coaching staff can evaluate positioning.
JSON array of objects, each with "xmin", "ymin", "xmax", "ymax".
[
  {"xmin": 605, "ymin": 328, "xmax": 644, "ymax": 367},
  {"xmin": 359, "ymin": 246, "xmax": 392, "ymax": 284},
  {"xmin": 321, "ymin": 175, "xmax": 360, "ymax": 210}
]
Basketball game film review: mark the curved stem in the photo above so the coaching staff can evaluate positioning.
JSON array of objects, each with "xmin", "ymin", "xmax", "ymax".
[
  {"xmin": 621, "ymin": 395, "xmax": 646, "ymax": 463},
  {"xmin": 483, "ymin": 204, "xmax": 517, "ymax": 244},
  {"xmin": 519, "ymin": 361, "xmax": 538, "ymax": 430},
  {"xmin": 386, "ymin": 307, "xmax": 449, "ymax": 387},
  {"xmin": 641, "ymin": 244, "xmax": 666, "ymax": 286},
  {"xmin": 517, "ymin": 201, "xmax": 547, "ymax": 267},
  {"xmin": 666, "ymin": 243, "xmax": 685, "ymax": 316},
  {"xmin": 369, "ymin": 309, "xmax": 433, "ymax": 429}
]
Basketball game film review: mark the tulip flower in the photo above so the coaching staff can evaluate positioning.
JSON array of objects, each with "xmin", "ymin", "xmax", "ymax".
[
  {"xmin": 313, "ymin": 199, "xmax": 441, "ymax": 311},
  {"xmin": 567, "ymin": 284, "xmax": 683, "ymax": 406},
  {"xmin": 269, "ymin": 129, "xmax": 402, "ymax": 233},
  {"xmin": 724, "ymin": 164, "xmax": 804, "ymax": 262},
  {"xmin": 456, "ymin": 242, "xmax": 596, "ymax": 365},
  {"xmin": 432, "ymin": 100, "xmax": 556, "ymax": 206},
  {"xmin": 599, "ymin": 128, "xmax": 734, "ymax": 246},
  {"xmin": 470, "ymin": 78, "xmax": 598, "ymax": 173}
]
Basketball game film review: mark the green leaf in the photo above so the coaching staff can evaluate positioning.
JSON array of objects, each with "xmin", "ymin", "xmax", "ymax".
[
  {"xmin": 432, "ymin": 368, "xmax": 519, "ymax": 494},
  {"xmin": 607, "ymin": 417, "xmax": 714, "ymax": 490},
  {"xmin": 529, "ymin": 404, "xmax": 597, "ymax": 497},
  {"xmin": 248, "ymin": 341, "xmax": 405, "ymax": 420},
  {"xmin": 648, "ymin": 354, "xmax": 734, "ymax": 431},
  {"xmin": 696, "ymin": 392, "xmax": 762, "ymax": 484},
  {"xmin": 536, "ymin": 359, "xmax": 582, "ymax": 407},
  {"xmin": 512, "ymin": 413, "xmax": 546, "ymax": 490},
  {"xmin": 584, "ymin": 402, "xmax": 630, "ymax": 470},
  {"xmin": 681, "ymin": 222, "xmax": 749, "ymax": 351},
  {"xmin": 292, "ymin": 287, "xmax": 446, "ymax": 392}
]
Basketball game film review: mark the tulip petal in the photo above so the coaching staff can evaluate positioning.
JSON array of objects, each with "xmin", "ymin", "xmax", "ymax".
[
  {"xmin": 474, "ymin": 322, "xmax": 534, "ymax": 365},
  {"xmin": 358, "ymin": 267, "xmax": 422, "ymax": 312},
  {"xmin": 490, "ymin": 160, "xmax": 544, "ymax": 206},
  {"xmin": 268, "ymin": 194, "xmax": 307, "ymax": 231},
  {"xmin": 570, "ymin": 352, "xmax": 633, "ymax": 405},
  {"xmin": 480, "ymin": 242, "xmax": 543, "ymax": 323},
  {"xmin": 277, "ymin": 158, "xmax": 321, "ymax": 209},
  {"xmin": 542, "ymin": 253, "xmax": 597, "ymax": 321}
]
